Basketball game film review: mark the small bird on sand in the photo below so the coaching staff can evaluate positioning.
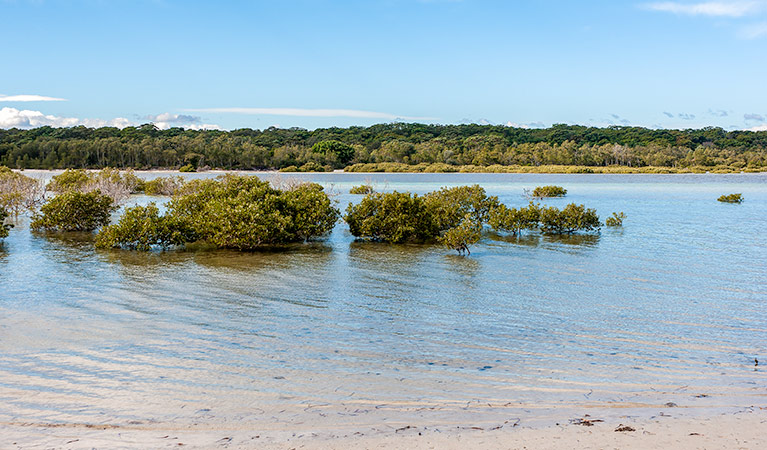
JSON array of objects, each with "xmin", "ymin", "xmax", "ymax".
[{"xmin": 756, "ymin": 358, "xmax": 759, "ymax": 367}]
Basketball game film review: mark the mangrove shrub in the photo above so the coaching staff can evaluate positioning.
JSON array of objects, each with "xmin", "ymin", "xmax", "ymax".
[
  {"xmin": 143, "ymin": 176, "xmax": 186, "ymax": 196},
  {"xmin": 539, "ymin": 203, "xmax": 600, "ymax": 234},
  {"xmin": 350, "ymin": 184, "xmax": 375, "ymax": 195},
  {"xmin": 605, "ymin": 212, "xmax": 626, "ymax": 226},
  {"xmin": 424, "ymin": 184, "xmax": 499, "ymax": 231},
  {"xmin": 48, "ymin": 168, "xmax": 143, "ymax": 203},
  {"xmin": 31, "ymin": 191, "xmax": 116, "ymax": 232},
  {"xmin": 168, "ymin": 175, "xmax": 339, "ymax": 249},
  {"xmin": 95, "ymin": 203, "xmax": 196, "ymax": 250},
  {"xmin": 488, "ymin": 202, "xmax": 541, "ymax": 235},
  {"xmin": 0, "ymin": 166, "xmax": 46, "ymax": 214},
  {"xmin": 345, "ymin": 191, "xmax": 438, "ymax": 243},
  {"xmin": 438, "ymin": 214, "xmax": 481, "ymax": 255},
  {"xmin": 717, "ymin": 193, "xmax": 743, "ymax": 203},
  {"xmin": 0, "ymin": 207, "xmax": 12, "ymax": 239},
  {"xmin": 532, "ymin": 185, "xmax": 567, "ymax": 198}
]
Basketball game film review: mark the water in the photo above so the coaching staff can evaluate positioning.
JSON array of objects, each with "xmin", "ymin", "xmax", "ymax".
[{"xmin": 1, "ymin": 172, "xmax": 766, "ymax": 429}]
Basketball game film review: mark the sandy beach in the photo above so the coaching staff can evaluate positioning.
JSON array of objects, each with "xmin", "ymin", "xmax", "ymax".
[{"xmin": 2, "ymin": 405, "xmax": 765, "ymax": 449}]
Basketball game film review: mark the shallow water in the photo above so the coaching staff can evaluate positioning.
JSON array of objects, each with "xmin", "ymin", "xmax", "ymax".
[{"xmin": 1, "ymin": 172, "xmax": 766, "ymax": 428}]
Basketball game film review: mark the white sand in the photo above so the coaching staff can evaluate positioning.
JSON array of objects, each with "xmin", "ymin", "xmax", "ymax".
[{"xmin": 2, "ymin": 407, "xmax": 765, "ymax": 449}]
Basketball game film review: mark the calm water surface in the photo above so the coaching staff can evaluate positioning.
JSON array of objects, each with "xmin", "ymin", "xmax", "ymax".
[{"xmin": 1, "ymin": 172, "xmax": 765, "ymax": 428}]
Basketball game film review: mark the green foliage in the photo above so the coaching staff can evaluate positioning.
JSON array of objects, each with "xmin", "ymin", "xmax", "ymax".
[
  {"xmin": 179, "ymin": 164, "xmax": 196, "ymax": 172},
  {"xmin": 299, "ymin": 161, "xmax": 332, "ymax": 172},
  {"xmin": 31, "ymin": 191, "xmax": 116, "ymax": 232},
  {"xmin": 95, "ymin": 203, "xmax": 195, "ymax": 250},
  {"xmin": 717, "ymin": 193, "xmax": 743, "ymax": 203},
  {"xmin": 143, "ymin": 176, "xmax": 186, "ymax": 196},
  {"xmin": 0, "ymin": 207, "xmax": 12, "ymax": 239},
  {"xmin": 48, "ymin": 169, "xmax": 91, "ymax": 192},
  {"xmin": 605, "ymin": 212, "xmax": 626, "ymax": 226},
  {"xmin": 539, "ymin": 203, "xmax": 600, "ymax": 234},
  {"xmin": 532, "ymin": 185, "xmax": 567, "ymax": 198},
  {"xmin": 488, "ymin": 202, "xmax": 541, "ymax": 234},
  {"xmin": 424, "ymin": 184, "xmax": 499, "ymax": 231},
  {"xmin": 344, "ymin": 191, "xmax": 438, "ymax": 243},
  {"xmin": 438, "ymin": 215, "xmax": 481, "ymax": 255},
  {"xmin": 349, "ymin": 184, "xmax": 375, "ymax": 195},
  {"xmin": 311, "ymin": 140, "xmax": 355, "ymax": 167},
  {"xmin": 279, "ymin": 165, "xmax": 299, "ymax": 172},
  {"xmin": 168, "ymin": 175, "xmax": 339, "ymax": 249}
]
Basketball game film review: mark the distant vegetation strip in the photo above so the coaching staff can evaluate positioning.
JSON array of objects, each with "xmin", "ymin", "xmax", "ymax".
[{"xmin": 1, "ymin": 123, "xmax": 765, "ymax": 172}]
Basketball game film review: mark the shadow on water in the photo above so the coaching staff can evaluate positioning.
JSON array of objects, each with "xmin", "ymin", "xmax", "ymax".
[
  {"xmin": 31, "ymin": 230, "xmax": 97, "ymax": 264},
  {"xmin": 486, "ymin": 231, "xmax": 542, "ymax": 247},
  {"xmin": 542, "ymin": 233, "xmax": 600, "ymax": 247},
  {"xmin": 96, "ymin": 247, "xmax": 196, "ymax": 269},
  {"xmin": 348, "ymin": 240, "xmax": 436, "ymax": 268},
  {"xmin": 192, "ymin": 242, "xmax": 334, "ymax": 272}
]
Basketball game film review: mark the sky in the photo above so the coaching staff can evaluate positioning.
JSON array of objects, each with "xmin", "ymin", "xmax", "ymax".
[{"xmin": 1, "ymin": 0, "xmax": 766, "ymax": 131}]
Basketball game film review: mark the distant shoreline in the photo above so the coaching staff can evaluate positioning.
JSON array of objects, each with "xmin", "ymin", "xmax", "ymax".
[{"xmin": 15, "ymin": 165, "xmax": 767, "ymax": 176}]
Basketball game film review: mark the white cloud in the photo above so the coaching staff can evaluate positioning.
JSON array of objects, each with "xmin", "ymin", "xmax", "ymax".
[
  {"xmin": 0, "ymin": 107, "xmax": 130, "ymax": 129},
  {"xmin": 748, "ymin": 124, "xmax": 767, "ymax": 130},
  {"xmin": 643, "ymin": 1, "xmax": 764, "ymax": 17},
  {"xmin": 183, "ymin": 107, "xmax": 437, "ymax": 121},
  {"xmin": 0, "ymin": 108, "xmax": 222, "ymax": 130},
  {"xmin": 0, "ymin": 94, "xmax": 67, "ymax": 102},
  {"xmin": 144, "ymin": 112, "xmax": 221, "ymax": 130}
]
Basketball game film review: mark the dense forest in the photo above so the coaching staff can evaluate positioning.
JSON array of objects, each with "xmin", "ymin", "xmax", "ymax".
[{"xmin": 1, "ymin": 123, "xmax": 766, "ymax": 171}]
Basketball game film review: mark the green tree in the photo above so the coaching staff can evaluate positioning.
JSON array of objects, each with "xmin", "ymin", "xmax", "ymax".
[
  {"xmin": 31, "ymin": 191, "xmax": 116, "ymax": 232},
  {"xmin": 311, "ymin": 140, "xmax": 355, "ymax": 166}
]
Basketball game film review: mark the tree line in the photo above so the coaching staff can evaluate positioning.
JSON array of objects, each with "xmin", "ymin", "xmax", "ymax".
[{"xmin": 1, "ymin": 123, "xmax": 766, "ymax": 171}]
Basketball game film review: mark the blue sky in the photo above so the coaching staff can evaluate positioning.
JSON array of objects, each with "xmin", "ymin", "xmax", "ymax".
[{"xmin": 1, "ymin": 0, "xmax": 766, "ymax": 131}]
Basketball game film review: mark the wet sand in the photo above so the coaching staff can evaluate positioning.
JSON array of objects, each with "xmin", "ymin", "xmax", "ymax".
[{"xmin": 2, "ymin": 406, "xmax": 765, "ymax": 449}]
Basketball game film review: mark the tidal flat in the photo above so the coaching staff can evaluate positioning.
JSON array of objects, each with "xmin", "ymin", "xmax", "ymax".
[{"xmin": 1, "ymin": 172, "xmax": 765, "ymax": 448}]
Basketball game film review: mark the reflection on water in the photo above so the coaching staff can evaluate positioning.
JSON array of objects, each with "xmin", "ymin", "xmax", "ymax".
[{"xmin": 0, "ymin": 173, "xmax": 766, "ymax": 429}]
